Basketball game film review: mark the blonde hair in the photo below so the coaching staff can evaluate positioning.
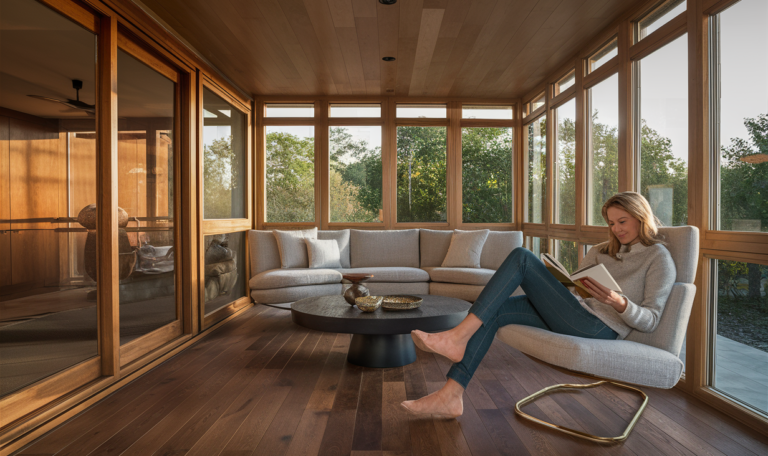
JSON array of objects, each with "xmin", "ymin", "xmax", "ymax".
[{"xmin": 598, "ymin": 192, "xmax": 664, "ymax": 259}]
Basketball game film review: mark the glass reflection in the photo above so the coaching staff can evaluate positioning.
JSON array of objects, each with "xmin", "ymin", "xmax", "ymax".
[
  {"xmin": 117, "ymin": 48, "xmax": 177, "ymax": 345},
  {"xmin": 204, "ymin": 232, "xmax": 246, "ymax": 315},
  {"xmin": 0, "ymin": 0, "xmax": 97, "ymax": 397}
]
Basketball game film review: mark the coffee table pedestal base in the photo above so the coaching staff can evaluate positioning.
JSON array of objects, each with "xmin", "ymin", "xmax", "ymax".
[{"xmin": 348, "ymin": 333, "xmax": 416, "ymax": 368}]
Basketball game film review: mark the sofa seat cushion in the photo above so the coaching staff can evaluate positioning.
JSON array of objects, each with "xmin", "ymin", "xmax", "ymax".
[
  {"xmin": 336, "ymin": 267, "xmax": 429, "ymax": 283},
  {"xmin": 252, "ymin": 284, "xmax": 343, "ymax": 304},
  {"xmin": 249, "ymin": 268, "xmax": 342, "ymax": 290},
  {"xmin": 423, "ymin": 267, "xmax": 495, "ymax": 286},
  {"xmin": 496, "ymin": 325, "xmax": 684, "ymax": 389}
]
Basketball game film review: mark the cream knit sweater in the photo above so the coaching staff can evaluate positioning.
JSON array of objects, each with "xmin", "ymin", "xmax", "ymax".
[{"xmin": 577, "ymin": 241, "xmax": 676, "ymax": 339}]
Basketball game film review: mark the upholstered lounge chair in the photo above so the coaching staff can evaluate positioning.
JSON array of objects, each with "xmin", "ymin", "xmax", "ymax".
[{"xmin": 496, "ymin": 226, "xmax": 700, "ymax": 442}]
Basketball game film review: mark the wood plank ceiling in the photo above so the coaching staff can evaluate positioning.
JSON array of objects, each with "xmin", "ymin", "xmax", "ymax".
[{"xmin": 139, "ymin": 0, "xmax": 639, "ymax": 99}]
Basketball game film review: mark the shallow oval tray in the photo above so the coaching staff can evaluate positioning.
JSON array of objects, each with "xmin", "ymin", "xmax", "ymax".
[{"xmin": 381, "ymin": 295, "xmax": 423, "ymax": 311}]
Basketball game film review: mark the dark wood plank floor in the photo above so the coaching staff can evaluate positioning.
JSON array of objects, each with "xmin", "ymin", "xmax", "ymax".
[{"xmin": 18, "ymin": 305, "xmax": 768, "ymax": 456}]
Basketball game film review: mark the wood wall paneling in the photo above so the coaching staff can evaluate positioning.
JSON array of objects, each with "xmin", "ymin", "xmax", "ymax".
[{"xmin": 0, "ymin": 117, "xmax": 10, "ymax": 289}]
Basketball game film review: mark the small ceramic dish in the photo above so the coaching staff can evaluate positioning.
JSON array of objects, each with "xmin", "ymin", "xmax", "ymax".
[{"xmin": 355, "ymin": 295, "xmax": 383, "ymax": 312}]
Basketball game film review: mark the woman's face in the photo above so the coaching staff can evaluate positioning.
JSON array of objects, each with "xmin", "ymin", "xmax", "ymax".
[{"xmin": 607, "ymin": 206, "xmax": 641, "ymax": 245}]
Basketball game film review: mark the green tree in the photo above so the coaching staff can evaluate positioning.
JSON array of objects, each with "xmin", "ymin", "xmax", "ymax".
[
  {"xmin": 461, "ymin": 127, "xmax": 514, "ymax": 223},
  {"xmin": 329, "ymin": 127, "xmax": 382, "ymax": 222},
  {"xmin": 589, "ymin": 111, "xmax": 620, "ymax": 225},
  {"xmin": 639, "ymin": 120, "xmax": 689, "ymax": 227},
  {"xmin": 554, "ymin": 117, "xmax": 576, "ymax": 225},
  {"xmin": 265, "ymin": 131, "xmax": 315, "ymax": 222},
  {"xmin": 203, "ymin": 135, "xmax": 241, "ymax": 219},
  {"xmin": 396, "ymin": 126, "xmax": 447, "ymax": 222}
]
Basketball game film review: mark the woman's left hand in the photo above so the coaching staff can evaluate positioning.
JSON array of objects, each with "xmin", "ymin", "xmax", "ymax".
[{"xmin": 580, "ymin": 278, "xmax": 628, "ymax": 313}]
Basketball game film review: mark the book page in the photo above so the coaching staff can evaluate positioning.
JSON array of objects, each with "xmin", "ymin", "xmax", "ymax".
[{"xmin": 571, "ymin": 263, "xmax": 623, "ymax": 293}]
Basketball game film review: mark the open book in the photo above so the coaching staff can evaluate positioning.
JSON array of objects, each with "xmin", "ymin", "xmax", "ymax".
[{"xmin": 541, "ymin": 253, "xmax": 622, "ymax": 298}]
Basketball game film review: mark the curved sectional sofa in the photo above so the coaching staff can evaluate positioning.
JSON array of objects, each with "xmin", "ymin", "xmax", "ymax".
[{"xmin": 248, "ymin": 228, "xmax": 524, "ymax": 304}]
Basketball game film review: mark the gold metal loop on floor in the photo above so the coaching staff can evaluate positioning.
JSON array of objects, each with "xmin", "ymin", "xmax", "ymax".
[{"xmin": 514, "ymin": 380, "xmax": 649, "ymax": 443}]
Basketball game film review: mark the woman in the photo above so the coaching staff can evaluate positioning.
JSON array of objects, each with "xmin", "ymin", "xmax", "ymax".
[{"xmin": 402, "ymin": 192, "xmax": 676, "ymax": 417}]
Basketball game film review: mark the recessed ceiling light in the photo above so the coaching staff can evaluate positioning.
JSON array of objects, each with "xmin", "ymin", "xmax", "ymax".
[
  {"xmin": 382, "ymin": 56, "xmax": 396, "ymax": 61},
  {"xmin": 379, "ymin": 0, "xmax": 397, "ymax": 5}
]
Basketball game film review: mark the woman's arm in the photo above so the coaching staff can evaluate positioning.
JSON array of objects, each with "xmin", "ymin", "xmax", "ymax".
[{"xmin": 616, "ymin": 249, "xmax": 675, "ymax": 332}]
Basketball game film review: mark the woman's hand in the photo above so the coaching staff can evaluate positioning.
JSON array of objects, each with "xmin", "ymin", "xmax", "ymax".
[{"xmin": 580, "ymin": 277, "xmax": 628, "ymax": 313}]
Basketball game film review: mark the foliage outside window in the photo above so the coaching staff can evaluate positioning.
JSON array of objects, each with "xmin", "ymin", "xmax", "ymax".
[
  {"xmin": 396, "ymin": 126, "xmax": 447, "ymax": 222},
  {"xmin": 714, "ymin": 0, "xmax": 768, "ymax": 233},
  {"xmin": 638, "ymin": 35, "xmax": 689, "ymax": 226},
  {"xmin": 203, "ymin": 88, "xmax": 246, "ymax": 220},
  {"xmin": 554, "ymin": 99, "xmax": 576, "ymax": 225},
  {"xmin": 587, "ymin": 74, "xmax": 619, "ymax": 226},
  {"xmin": 525, "ymin": 116, "xmax": 547, "ymax": 223},
  {"xmin": 461, "ymin": 127, "xmax": 513, "ymax": 223},
  {"xmin": 330, "ymin": 126, "xmax": 382, "ymax": 223},
  {"xmin": 266, "ymin": 126, "xmax": 315, "ymax": 222},
  {"xmin": 712, "ymin": 259, "xmax": 768, "ymax": 414},
  {"xmin": 553, "ymin": 239, "xmax": 578, "ymax": 273}
]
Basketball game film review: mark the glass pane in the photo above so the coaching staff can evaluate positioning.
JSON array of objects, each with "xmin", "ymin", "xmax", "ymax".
[
  {"xmin": 587, "ymin": 74, "xmax": 619, "ymax": 226},
  {"xmin": 525, "ymin": 116, "xmax": 547, "ymax": 223},
  {"xmin": 637, "ymin": 0, "xmax": 686, "ymax": 42},
  {"xmin": 553, "ymin": 239, "xmax": 578, "ymax": 273},
  {"xmin": 329, "ymin": 104, "xmax": 381, "ymax": 118},
  {"xmin": 203, "ymin": 88, "xmax": 246, "ymax": 219},
  {"xmin": 713, "ymin": 259, "xmax": 768, "ymax": 414},
  {"xmin": 462, "ymin": 105, "xmax": 513, "ymax": 120},
  {"xmin": 204, "ymin": 232, "xmax": 246, "ymax": 315},
  {"xmin": 396, "ymin": 126, "xmax": 447, "ymax": 222},
  {"xmin": 588, "ymin": 39, "xmax": 618, "ymax": 73},
  {"xmin": 554, "ymin": 99, "xmax": 576, "ymax": 225},
  {"xmin": 554, "ymin": 71, "xmax": 576, "ymax": 96},
  {"xmin": 638, "ymin": 35, "xmax": 688, "ymax": 226},
  {"xmin": 0, "ymin": 0, "xmax": 97, "ymax": 397},
  {"xmin": 117, "ymin": 49, "xmax": 177, "ymax": 345},
  {"xmin": 462, "ymin": 127, "xmax": 514, "ymax": 223},
  {"xmin": 330, "ymin": 126, "xmax": 382, "ymax": 223},
  {"xmin": 525, "ymin": 236, "xmax": 544, "ymax": 256},
  {"xmin": 396, "ymin": 104, "xmax": 447, "ymax": 118},
  {"xmin": 531, "ymin": 94, "xmax": 546, "ymax": 112},
  {"xmin": 715, "ymin": 0, "xmax": 768, "ymax": 233},
  {"xmin": 265, "ymin": 103, "xmax": 314, "ymax": 117},
  {"xmin": 266, "ymin": 126, "xmax": 315, "ymax": 222}
]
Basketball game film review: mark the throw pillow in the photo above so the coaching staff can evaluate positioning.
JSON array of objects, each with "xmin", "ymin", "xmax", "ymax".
[
  {"xmin": 441, "ymin": 229, "xmax": 490, "ymax": 268},
  {"xmin": 273, "ymin": 228, "xmax": 318, "ymax": 268},
  {"xmin": 305, "ymin": 239, "xmax": 342, "ymax": 269}
]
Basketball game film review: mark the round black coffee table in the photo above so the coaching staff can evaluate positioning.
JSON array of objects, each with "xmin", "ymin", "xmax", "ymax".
[{"xmin": 291, "ymin": 295, "xmax": 471, "ymax": 368}]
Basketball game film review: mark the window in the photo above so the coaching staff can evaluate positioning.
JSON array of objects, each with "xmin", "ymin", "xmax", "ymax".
[
  {"xmin": 462, "ymin": 127, "xmax": 514, "ymax": 223},
  {"xmin": 525, "ymin": 236, "xmax": 545, "ymax": 256},
  {"xmin": 396, "ymin": 126, "xmax": 447, "ymax": 222},
  {"xmin": 587, "ymin": 38, "xmax": 618, "ymax": 73},
  {"xmin": 396, "ymin": 104, "xmax": 447, "ymax": 118},
  {"xmin": 637, "ymin": 35, "xmax": 688, "ymax": 226},
  {"xmin": 531, "ymin": 94, "xmax": 546, "ymax": 112},
  {"xmin": 553, "ymin": 239, "xmax": 578, "ymax": 273},
  {"xmin": 202, "ymin": 88, "xmax": 246, "ymax": 219},
  {"xmin": 587, "ymin": 74, "xmax": 619, "ymax": 226},
  {"xmin": 554, "ymin": 99, "xmax": 576, "ymax": 225},
  {"xmin": 330, "ymin": 126, "xmax": 383, "ymax": 223},
  {"xmin": 554, "ymin": 71, "xmax": 576, "ymax": 96},
  {"xmin": 524, "ymin": 116, "xmax": 547, "ymax": 224},
  {"xmin": 636, "ymin": 0, "xmax": 686, "ymax": 42},
  {"xmin": 265, "ymin": 126, "xmax": 315, "ymax": 222},
  {"xmin": 712, "ymin": 0, "xmax": 768, "ymax": 233},
  {"xmin": 711, "ymin": 259, "xmax": 768, "ymax": 414},
  {"xmin": 265, "ymin": 103, "xmax": 314, "ymax": 118},
  {"xmin": 462, "ymin": 105, "xmax": 513, "ymax": 120},
  {"xmin": 330, "ymin": 103, "xmax": 381, "ymax": 118},
  {"xmin": 203, "ymin": 232, "xmax": 246, "ymax": 315}
]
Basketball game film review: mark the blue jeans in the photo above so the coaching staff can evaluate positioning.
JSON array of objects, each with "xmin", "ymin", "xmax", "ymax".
[{"xmin": 446, "ymin": 247, "xmax": 618, "ymax": 389}]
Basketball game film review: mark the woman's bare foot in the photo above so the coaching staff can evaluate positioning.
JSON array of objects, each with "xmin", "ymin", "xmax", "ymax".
[
  {"xmin": 401, "ymin": 379, "xmax": 464, "ymax": 418},
  {"xmin": 411, "ymin": 330, "xmax": 465, "ymax": 363}
]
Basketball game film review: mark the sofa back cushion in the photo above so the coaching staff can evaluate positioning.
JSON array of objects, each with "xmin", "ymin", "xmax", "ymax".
[
  {"xmin": 273, "ymin": 228, "xmax": 318, "ymax": 268},
  {"xmin": 248, "ymin": 230, "xmax": 281, "ymax": 276},
  {"xmin": 419, "ymin": 229, "xmax": 453, "ymax": 267},
  {"xmin": 480, "ymin": 231, "xmax": 524, "ymax": 269},
  {"xmin": 318, "ymin": 229, "xmax": 351, "ymax": 268},
  {"xmin": 350, "ymin": 229, "xmax": 420, "ymax": 268}
]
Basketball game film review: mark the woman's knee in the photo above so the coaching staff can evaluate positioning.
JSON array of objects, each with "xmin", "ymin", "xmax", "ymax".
[{"xmin": 506, "ymin": 246, "xmax": 533, "ymax": 264}]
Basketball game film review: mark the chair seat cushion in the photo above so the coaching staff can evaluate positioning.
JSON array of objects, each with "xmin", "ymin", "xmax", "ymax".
[
  {"xmin": 249, "ymin": 268, "xmax": 342, "ymax": 290},
  {"xmin": 336, "ymin": 267, "xmax": 429, "ymax": 283},
  {"xmin": 423, "ymin": 267, "xmax": 495, "ymax": 286},
  {"xmin": 496, "ymin": 325, "xmax": 684, "ymax": 389}
]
